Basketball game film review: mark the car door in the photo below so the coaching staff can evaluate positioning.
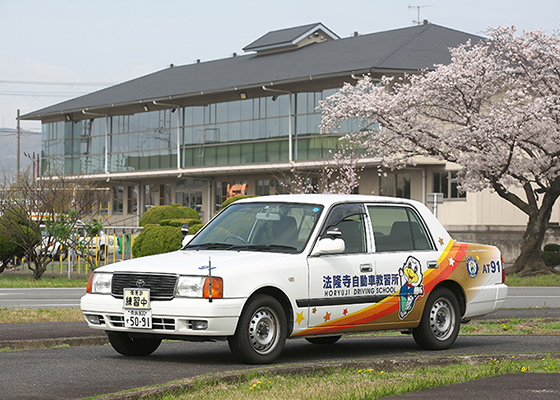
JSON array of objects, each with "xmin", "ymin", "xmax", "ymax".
[
  {"xmin": 305, "ymin": 203, "xmax": 380, "ymax": 336},
  {"xmin": 367, "ymin": 204, "xmax": 440, "ymax": 327}
]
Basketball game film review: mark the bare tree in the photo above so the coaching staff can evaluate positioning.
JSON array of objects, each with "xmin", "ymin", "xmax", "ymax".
[{"xmin": 0, "ymin": 168, "xmax": 109, "ymax": 279}]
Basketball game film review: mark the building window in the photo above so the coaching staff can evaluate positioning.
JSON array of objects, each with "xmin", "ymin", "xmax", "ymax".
[
  {"xmin": 112, "ymin": 186, "xmax": 124, "ymax": 215},
  {"xmin": 127, "ymin": 185, "xmax": 138, "ymax": 215},
  {"xmin": 380, "ymin": 172, "xmax": 411, "ymax": 199},
  {"xmin": 433, "ymin": 171, "xmax": 466, "ymax": 199},
  {"xmin": 256, "ymin": 179, "xmax": 270, "ymax": 196}
]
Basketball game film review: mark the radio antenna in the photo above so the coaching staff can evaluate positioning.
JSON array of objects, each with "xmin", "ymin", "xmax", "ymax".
[
  {"xmin": 208, "ymin": 256, "xmax": 213, "ymax": 303},
  {"xmin": 408, "ymin": 4, "xmax": 433, "ymax": 25}
]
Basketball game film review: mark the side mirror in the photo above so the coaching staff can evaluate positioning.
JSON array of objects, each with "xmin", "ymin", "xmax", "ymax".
[
  {"xmin": 310, "ymin": 238, "xmax": 345, "ymax": 256},
  {"xmin": 181, "ymin": 224, "xmax": 189, "ymax": 240}
]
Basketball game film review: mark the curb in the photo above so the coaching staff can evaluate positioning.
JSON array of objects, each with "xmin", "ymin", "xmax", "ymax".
[
  {"xmin": 0, "ymin": 336, "xmax": 108, "ymax": 351},
  {"xmin": 95, "ymin": 353, "xmax": 559, "ymax": 400}
]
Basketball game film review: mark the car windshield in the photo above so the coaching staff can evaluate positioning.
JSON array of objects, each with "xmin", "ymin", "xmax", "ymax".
[{"xmin": 185, "ymin": 202, "xmax": 324, "ymax": 253}]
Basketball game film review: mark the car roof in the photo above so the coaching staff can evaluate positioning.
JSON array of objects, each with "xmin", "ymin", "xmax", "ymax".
[{"xmin": 234, "ymin": 194, "xmax": 423, "ymax": 209}]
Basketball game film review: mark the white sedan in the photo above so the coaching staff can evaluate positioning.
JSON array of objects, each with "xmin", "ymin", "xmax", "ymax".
[{"xmin": 81, "ymin": 194, "xmax": 507, "ymax": 364}]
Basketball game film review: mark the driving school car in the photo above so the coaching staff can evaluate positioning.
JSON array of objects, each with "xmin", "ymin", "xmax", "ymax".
[{"xmin": 81, "ymin": 194, "xmax": 508, "ymax": 364}]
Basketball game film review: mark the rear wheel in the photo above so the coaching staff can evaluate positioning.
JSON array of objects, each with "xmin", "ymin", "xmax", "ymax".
[
  {"xmin": 106, "ymin": 331, "xmax": 161, "ymax": 356},
  {"xmin": 305, "ymin": 336, "xmax": 341, "ymax": 345},
  {"xmin": 228, "ymin": 294, "xmax": 287, "ymax": 364},
  {"xmin": 412, "ymin": 287, "xmax": 460, "ymax": 350}
]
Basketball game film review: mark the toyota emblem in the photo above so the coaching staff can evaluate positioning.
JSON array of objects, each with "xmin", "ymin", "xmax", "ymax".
[{"xmin": 136, "ymin": 279, "xmax": 145, "ymax": 288}]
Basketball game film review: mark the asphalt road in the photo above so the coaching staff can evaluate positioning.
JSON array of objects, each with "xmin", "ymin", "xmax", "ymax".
[
  {"xmin": 0, "ymin": 286, "xmax": 558, "ymax": 309},
  {"xmin": 1, "ymin": 335, "xmax": 559, "ymax": 400},
  {"xmin": 0, "ymin": 287, "xmax": 85, "ymax": 308}
]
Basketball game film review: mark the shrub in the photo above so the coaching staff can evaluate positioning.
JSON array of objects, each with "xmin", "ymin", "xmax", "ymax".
[
  {"xmin": 139, "ymin": 205, "xmax": 200, "ymax": 227},
  {"xmin": 132, "ymin": 225, "xmax": 182, "ymax": 258},
  {"xmin": 542, "ymin": 243, "xmax": 560, "ymax": 268},
  {"xmin": 220, "ymin": 195, "xmax": 258, "ymax": 210},
  {"xmin": 160, "ymin": 218, "xmax": 202, "ymax": 228}
]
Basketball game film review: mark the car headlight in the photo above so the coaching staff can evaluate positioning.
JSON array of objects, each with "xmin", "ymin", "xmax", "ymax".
[
  {"xmin": 86, "ymin": 272, "xmax": 113, "ymax": 294},
  {"xmin": 176, "ymin": 276, "xmax": 223, "ymax": 299}
]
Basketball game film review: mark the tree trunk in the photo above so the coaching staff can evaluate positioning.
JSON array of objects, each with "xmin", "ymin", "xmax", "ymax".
[{"xmin": 510, "ymin": 208, "xmax": 555, "ymax": 276}]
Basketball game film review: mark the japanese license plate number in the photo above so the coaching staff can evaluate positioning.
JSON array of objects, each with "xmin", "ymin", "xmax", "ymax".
[
  {"xmin": 123, "ymin": 289, "xmax": 152, "ymax": 329},
  {"xmin": 124, "ymin": 308, "xmax": 152, "ymax": 329}
]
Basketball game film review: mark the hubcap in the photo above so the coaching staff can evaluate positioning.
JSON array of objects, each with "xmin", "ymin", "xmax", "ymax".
[
  {"xmin": 248, "ymin": 307, "xmax": 279, "ymax": 354},
  {"xmin": 429, "ymin": 298, "xmax": 455, "ymax": 341}
]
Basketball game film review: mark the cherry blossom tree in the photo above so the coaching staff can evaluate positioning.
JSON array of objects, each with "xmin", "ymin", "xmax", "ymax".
[
  {"xmin": 320, "ymin": 26, "xmax": 560, "ymax": 276},
  {"xmin": 281, "ymin": 143, "xmax": 365, "ymax": 194}
]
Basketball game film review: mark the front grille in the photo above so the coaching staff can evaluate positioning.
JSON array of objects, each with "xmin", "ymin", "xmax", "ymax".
[{"xmin": 111, "ymin": 273, "xmax": 178, "ymax": 300}]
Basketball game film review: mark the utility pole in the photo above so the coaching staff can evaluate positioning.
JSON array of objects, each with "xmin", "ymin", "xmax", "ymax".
[
  {"xmin": 17, "ymin": 109, "xmax": 21, "ymax": 177},
  {"xmin": 408, "ymin": 5, "xmax": 433, "ymax": 25}
]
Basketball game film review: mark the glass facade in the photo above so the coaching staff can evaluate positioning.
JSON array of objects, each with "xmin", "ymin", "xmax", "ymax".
[{"xmin": 41, "ymin": 88, "xmax": 361, "ymax": 176}]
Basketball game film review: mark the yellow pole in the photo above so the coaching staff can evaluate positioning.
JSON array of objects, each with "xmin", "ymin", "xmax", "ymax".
[
  {"xmin": 113, "ymin": 234, "xmax": 116, "ymax": 264},
  {"xmin": 59, "ymin": 253, "xmax": 62, "ymax": 274},
  {"xmin": 95, "ymin": 234, "xmax": 99, "ymax": 267},
  {"xmin": 122, "ymin": 233, "xmax": 125, "ymax": 262}
]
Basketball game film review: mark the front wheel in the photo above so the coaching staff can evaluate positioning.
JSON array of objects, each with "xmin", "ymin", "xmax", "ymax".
[
  {"xmin": 412, "ymin": 287, "xmax": 460, "ymax": 350},
  {"xmin": 228, "ymin": 294, "xmax": 287, "ymax": 364},
  {"xmin": 106, "ymin": 331, "xmax": 161, "ymax": 356}
]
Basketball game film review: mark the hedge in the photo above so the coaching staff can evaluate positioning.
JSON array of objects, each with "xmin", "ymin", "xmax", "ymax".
[
  {"xmin": 139, "ymin": 205, "xmax": 200, "ymax": 227},
  {"xmin": 542, "ymin": 243, "xmax": 560, "ymax": 268},
  {"xmin": 160, "ymin": 218, "xmax": 202, "ymax": 228},
  {"xmin": 132, "ymin": 225, "xmax": 182, "ymax": 258}
]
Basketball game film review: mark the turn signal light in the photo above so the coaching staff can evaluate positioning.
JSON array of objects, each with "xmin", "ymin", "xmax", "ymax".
[{"xmin": 203, "ymin": 277, "xmax": 223, "ymax": 299}]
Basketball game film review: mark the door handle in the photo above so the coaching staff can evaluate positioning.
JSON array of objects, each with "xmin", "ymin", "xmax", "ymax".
[
  {"xmin": 427, "ymin": 260, "xmax": 439, "ymax": 269},
  {"xmin": 360, "ymin": 263, "xmax": 373, "ymax": 272}
]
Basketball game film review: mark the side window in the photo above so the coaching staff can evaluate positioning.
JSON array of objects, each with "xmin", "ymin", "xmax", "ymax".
[
  {"xmin": 321, "ymin": 204, "xmax": 367, "ymax": 254},
  {"xmin": 368, "ymin": 206, "xmax": 433, "ymax": 252}
]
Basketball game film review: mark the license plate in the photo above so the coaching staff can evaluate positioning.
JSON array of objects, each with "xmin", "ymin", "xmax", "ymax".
[
  {"xmin": 124, "ymin": 308, "xmax": 152, "ymax": 329},
  {"xmin": 123, "ymin": 288, "xmax": 151, "ymax": 329}
]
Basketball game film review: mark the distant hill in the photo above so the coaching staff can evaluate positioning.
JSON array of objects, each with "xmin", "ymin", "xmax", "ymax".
[{"xmin": 0, "ymin": 128, "xmax": 41, "ymax": 176}]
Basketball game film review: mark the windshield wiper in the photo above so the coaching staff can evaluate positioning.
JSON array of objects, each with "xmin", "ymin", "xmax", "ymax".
[
  {"xmin": 184, "ymin": 242, "xmax": 235, "ymax": 250},
  {"xmin": 231, "ymin": 244, "xmax": 298, "ymax": 252}
]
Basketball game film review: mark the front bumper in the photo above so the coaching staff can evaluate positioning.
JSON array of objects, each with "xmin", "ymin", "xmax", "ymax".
[{"xmin": 80, "ymin": 293, "xmax": 245, "ymax": 337}]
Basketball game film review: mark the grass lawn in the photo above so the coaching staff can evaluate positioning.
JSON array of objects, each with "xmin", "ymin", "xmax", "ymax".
[{"xmin": 106, "ymin": 356, "xmax": 560, "ymax": 400}]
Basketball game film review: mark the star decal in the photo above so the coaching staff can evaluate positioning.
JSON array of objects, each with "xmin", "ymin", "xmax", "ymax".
[
  {"xmin": 343, "ymin": 308, "xmax": 349, "ymax": 316},
  {"xmin": 312, "ymin": 307, "xmax": 317, "ymax": 314},
  {"xmin": 295, "ymin": 311, "xmax": 305, "ymax": 325},
  {"xmin": 324, "ymin": 312, "xmax": 331, "ymax": 322},
  {"xmin": 438, "ymin": 237, "xmax": 445, "ymax": 246},
  {"xmin": 448, "ymin": 256, "xmax": 456, "ymax": 267}
]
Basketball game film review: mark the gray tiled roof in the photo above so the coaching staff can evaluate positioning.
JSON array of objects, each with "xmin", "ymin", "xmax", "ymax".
[{"xmin": 22, "ymin": 23, "xmax": 483, "ymax": 120}]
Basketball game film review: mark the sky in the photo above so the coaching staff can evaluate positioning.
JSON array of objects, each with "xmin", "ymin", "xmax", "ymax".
[{"xmin": 0, "ymin": 0, "xmax": 559, "ymax": 171}]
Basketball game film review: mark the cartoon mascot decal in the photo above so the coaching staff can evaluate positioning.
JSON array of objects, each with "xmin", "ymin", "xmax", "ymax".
[{"xmin": 398, "ymin": 256, "xmax": 425, "ymax": 319}]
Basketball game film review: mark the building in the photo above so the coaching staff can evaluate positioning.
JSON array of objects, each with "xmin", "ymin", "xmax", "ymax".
[{"xmin": 20, "ymin": 22, "xmax": 560, "ymax": 261}]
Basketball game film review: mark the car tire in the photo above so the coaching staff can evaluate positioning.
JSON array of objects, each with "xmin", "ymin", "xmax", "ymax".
[
  {"xmin": 305, "ymin": 336, "xmax": 342, "ymax": 345},
  {"xmin": 412, "ymin": 287, "xmax": 460, "ymax": 350},
  {"xmin": 106, "ymin": 331, "xmax": 161, "ymax": 356},
  {"xmin": 228, "ymin": 294, "xmax": 287, "ymax": 364}
]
